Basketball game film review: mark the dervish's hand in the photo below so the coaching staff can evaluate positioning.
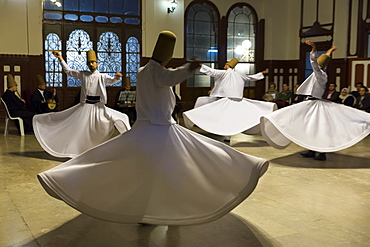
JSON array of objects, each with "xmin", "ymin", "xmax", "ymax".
[
  {"xmin": 52, "ymin": 51, "xmax": 61, "ymax": 57},
  {"xmin": 262, "ymin": 69, "xmax": 268, "ymax": 74},
  {"xmin": 305, "ymin": 40, "xmax": 315, "ymax": 47},
  {"xmin": 52, "ymin": 51, "xmax": 64, "ymax": 61},
  {"xmin": 189, "ymin": 60, "xmax": 201, "ymax": 71},
  {"xmin": 115, "ymin": 72, "xmax": 123, "ymax": 78}
]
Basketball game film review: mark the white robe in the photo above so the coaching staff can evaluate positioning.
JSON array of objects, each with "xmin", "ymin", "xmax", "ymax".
[
  {"xmin": 183, "ymin": 65, "xmax": 276, "ymax": 135},
  {"xmin": 261, "ymin": 51, "xmax": 370, "ymax": 152},
  {"xmin": 33, "ymin": 61, "xmax": 130, "ymax": 158},
  {"xmin": 37, "ymin": 60, "xmax": 269, "ymax": 225}
]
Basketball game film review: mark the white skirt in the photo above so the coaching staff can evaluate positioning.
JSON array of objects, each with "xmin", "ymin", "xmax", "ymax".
[
  {"xmin": 183, "ymin": 97, "xmax": 277, "ymax": 136},
  {"xmin": 37, "ymin": 120, "xmax": 268, "ymax": 225},
  {"xmin": 261, "ymin": 100, "xmax": 370, "ymax": 152},
  {"xmin": 33, "ymin": 102, "xmax": 130, "ymax": 158}
]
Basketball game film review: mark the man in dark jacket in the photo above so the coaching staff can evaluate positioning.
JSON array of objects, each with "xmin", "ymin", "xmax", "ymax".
[
  {"xmin": 30, "ymin": 74, "xmax": 58, "ymax": 114},
  {"xmin": 322, "ymin": 82, "xmax": 340, "ymax": 102},
  {"xmin": 2, "ymin": 74, "xmax": 34, "ymax": 133},
  {"xmin": 354, "ymin": 86, "xmax": 370, "ymax": 113}
]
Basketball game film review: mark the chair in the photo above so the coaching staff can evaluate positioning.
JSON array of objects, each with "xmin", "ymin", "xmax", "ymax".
[{"xmin": 1, "ymin": 98, "xmax": 25, "ymax": 136}]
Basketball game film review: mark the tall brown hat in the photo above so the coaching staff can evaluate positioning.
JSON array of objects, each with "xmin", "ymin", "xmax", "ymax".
[
  {"xmin": 35, "ymin": 74, "xmax": 46, "ymax": 86},
  {"xmin": 152, "ymin": 31, "xmax": 176, "ymax": 62},
  {"xmin": 124, "ymin": 76, "xmax": 131, "ymax": 87},
  {"xmin": 7, "ymin": 74, "xmax": 17, "ymax": 88},
  {"xmin": 87, "ymin": 50, "xmax": 97, "ymax": 62},
  {"xmin": 226, "ymin": 58, "xmax": 239, "ymax": 68},
  {"xmin": 317, "ymin": 54, "xmax": 331, "ymax": 68}
]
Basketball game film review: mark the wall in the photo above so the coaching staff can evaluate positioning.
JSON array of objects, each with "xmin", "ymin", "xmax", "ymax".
[
  {"xmin": 0, "ymin": 0, "xmax": 43, "ymax": 55},
  {"xmin": 0, "ymin": 0, "xmax": 356, "ymax": 60}
]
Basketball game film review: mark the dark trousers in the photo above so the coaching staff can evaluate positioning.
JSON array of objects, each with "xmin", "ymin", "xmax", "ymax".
[{"xmin": 11, "ymin": 110, "xmax": 35, "ymax": 133}]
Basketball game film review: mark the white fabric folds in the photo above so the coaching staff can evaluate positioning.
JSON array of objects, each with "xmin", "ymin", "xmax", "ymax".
[
  {"xmin": 37, "ymin": 120, "xmax": 268, "ymax": 225},
  {"xmin": 33, "ymin": 102, "xmax": 130, "ymax": 158},
  {"xmin": 183, "ymin": 97, "xmax": 277, "ymax": 136},
  {"xmin": 261, "ymin": 100, "xmax": 370, "ymax": 152}
]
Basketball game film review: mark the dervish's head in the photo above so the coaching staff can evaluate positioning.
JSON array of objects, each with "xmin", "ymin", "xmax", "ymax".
[{"xmin": 87, "ymin": 50, "xmax": 98, "ymax": 72}]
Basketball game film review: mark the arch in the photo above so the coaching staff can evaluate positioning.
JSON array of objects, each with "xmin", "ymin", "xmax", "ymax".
[
  {"xmin": 125, "ymin": 36, "xmax": 140, "ymax": 86},
  {"xmin": 185, "ymin": 0, "xmax": 220, "ymax": 87},
  {"xmin": 226, "ymin": 3, "xmax": 258, "ymax": 63},
  {"xmin": 66, "ymin": 29, "xmax": 93, "ymax": 87},
  {"xmin": 44, "ymin": 33, "xmax": 62, "ymax": 87},
  {"xmin": 98, "ymin": 31, "xmax": 122, "ymax": 86},
  {"xmin": 226, "ymin": 3, "xmax": 258, "ymax": 87}
]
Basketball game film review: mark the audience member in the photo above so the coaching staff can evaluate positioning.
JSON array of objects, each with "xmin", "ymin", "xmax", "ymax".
[
  {"xmin": 31, "ymin": 74, "xmax": 59, "ymax": 114},
  {"xmin": 338, "ymin": 87, "xmax": 355, "ymax": 107},
  {"xmin": 354, "ymin": 86, "xmax": 370, "ymax": 112},
  {"xmin": 322, "ymin": 82, "xmax": 339, "ymax": 102},
  {"xmin": 2, "ymin": 74, "xmax": 35, "ymax": 134},
  {"xmin": 291, "ymin": 83, "xmax": 305, "ymax": 104},
  {"xmin": 115, "ymin": 77, "xmax": 136, "ymax": 125},
  {"xmin": 172, "ymin": 92, "xmax": 182, "ymax": 123},
  {"xmin": 275, "ymin": 83, "xmax": 292, "ymax": 108},
  {"xmin": 350, "ymin": 82, "xmax": 364, "ymax": 98},
  {"xmin": 262, "ymin": 83, "xmax": 278, "ymax": 102}
]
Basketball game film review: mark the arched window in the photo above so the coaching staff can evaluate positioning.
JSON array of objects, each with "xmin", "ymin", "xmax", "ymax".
[
  {"xmin": 126, "ymin": 37, "xmax": 140, "ymax": 86},
  {"xmin": 45, "ymin": 33, "xmax": 62, "ymax": 87},
  {"xmin": 185, "ymin": 1, "xmax": 219, "ymax": 87},
  {"xmin": 98, "ymin": 31, "xmax": 122, "ymax": 86},
  {"xmin": 66, "ymin": 29, "xmax": 93, "ymax": 87},
  {"xmin": 227, "ymin": 4, "xmax": 257, "ymax": 87}
]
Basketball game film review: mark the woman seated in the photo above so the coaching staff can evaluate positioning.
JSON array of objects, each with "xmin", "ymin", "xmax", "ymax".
[{"xmin": 338, "ymin": 87, "xmax": 355, "ymax": 107}]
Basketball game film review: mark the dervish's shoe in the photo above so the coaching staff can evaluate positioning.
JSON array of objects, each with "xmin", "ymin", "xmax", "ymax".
[
  {"xmin": 313, "ymin": 153, "xmax": 327, "ymax": 161},
  {"xmin": 300, "ymin": 150, "xmax": 316, "ymax": 158}
]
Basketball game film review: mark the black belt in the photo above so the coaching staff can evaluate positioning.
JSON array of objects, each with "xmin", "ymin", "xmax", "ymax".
[
  {"xmin": 85, "ymin": 95, "xmax": 100, "ymax": 104},
  {"xmin": 307, "ymin": 97, "xmax": 319, "ymax": 100}
]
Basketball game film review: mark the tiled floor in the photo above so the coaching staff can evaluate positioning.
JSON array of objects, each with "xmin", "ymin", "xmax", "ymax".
[{"xmin": 1, "ymin": 122, "xmax": 369, "ymax": 247}]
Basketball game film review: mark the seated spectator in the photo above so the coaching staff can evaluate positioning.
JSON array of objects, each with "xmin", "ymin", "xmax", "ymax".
[
  {"xmin": 354, "ymin": 86, "xmax": 370, "ymax": 112},
  {"xmin": 275, "ymin": 83, "xmax": 292, "ymax": 108},
  {"xmin": 291, "ymin": 83, "xmax": 305, "ymax": 104},
  {"xmin": 350, "ymin": 82, "xmax": 364, "ymax": 98},
  {"xmin": 338, "ymin": 87, "xmax": 355, "ymax": 107},
  {"xmin": 322, "ymin": 82, "xmax": 340, "ymax": 102},
  {"xmin": 2, "ymin": 74, "xmax": 35, "ymax": 134},
  {"xmin": 172, "ymin": 92, "xmax": 182, "ymax": 123},
  {"xmin": 262, "ymin": 83, "xmax": 278, "ymax": 102},
  {"xmin": 31, "ymin": 74, "xmax": 59, "ymax": 114},
  {"xmin": 115, "ymin": 77, "xmax": 136, "ymax": 125}
]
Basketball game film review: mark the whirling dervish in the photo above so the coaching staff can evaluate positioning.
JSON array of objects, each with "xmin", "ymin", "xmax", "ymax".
[
  {"xmin": 37, "ymin": 31, "xmax": 269, "ymax": 226},
  {"xmin": 33, "ymin": 50, "xmax": 131, "ymax": 158},
  {"xmin": 183, "ymin": 58, "xmax": 276, "ymax": 141},
  {"xmin": 260, "ymin": 40, "xmax": 370, "ymax": 161}
]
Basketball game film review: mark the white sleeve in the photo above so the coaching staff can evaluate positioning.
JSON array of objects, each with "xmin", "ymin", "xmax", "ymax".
[
  {"xmin": 60, "ymin": 60, "xmax": 83, "ymax": 80},
  {"xmin": 101, "ymin": 73, "xmax": 120, "ymax": 85},
  {"xmin": 156, "ymin": 63, "xmax": 193, "ymax": 87},
  {"xmin": 240, "ymin": 72, "xmax": 264, "ymax": 81},
  {"xmin": 310, "ymin": 52, "xmax": 327, "ymax": 86},
  {"xmin": 200, "ymin": 64, "xmax": 226, "ymax": 78}
]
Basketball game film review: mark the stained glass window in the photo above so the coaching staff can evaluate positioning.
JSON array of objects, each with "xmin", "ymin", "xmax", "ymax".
[
  {"xmin": 66, "ymin": 29, "xmax": 93, "ymax": 87},
  {"xmin": 45, "ymin": 33, "xmax": 62, "ymax": 87},
  {"xmin": 186, "ymin": 2, "xmax": 219, "ymax": 87},
  {"xmin": 98, "ymin": 31, "xmax": 122, "ymax": 87},
  {"xmin": 126, "ymin": 37, "xmax": 140, "ymax": 86},
  {"xmin": 44, "ymin": 0, "xmax": 140, "ymax": 17}
]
